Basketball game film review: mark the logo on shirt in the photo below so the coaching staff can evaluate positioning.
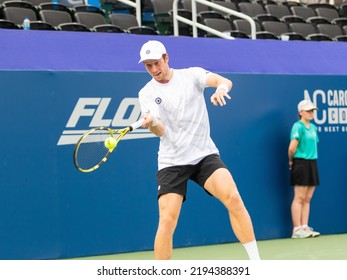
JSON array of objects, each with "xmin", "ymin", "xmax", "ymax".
[
  {"xmin": 155, "ymin": 97, "xmax": 162, "ymax": 104},
  {"xmin": 304, "ymin": 89, "xmax": 347, "ymax": 133}
]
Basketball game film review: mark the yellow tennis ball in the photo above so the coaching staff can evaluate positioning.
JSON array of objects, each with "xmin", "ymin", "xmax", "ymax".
[{"xmin": 104, "ymin": 137, "xmax": 116, "ymax": 150}]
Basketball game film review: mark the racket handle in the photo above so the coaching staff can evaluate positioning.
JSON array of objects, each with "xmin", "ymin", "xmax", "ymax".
[{"xmin": 129, "ymin": 119, "xmax": 144, "ymax": 131}]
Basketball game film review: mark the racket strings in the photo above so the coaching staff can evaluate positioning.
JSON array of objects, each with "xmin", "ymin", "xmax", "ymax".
[{"xmin": 75, "ymin": 130, "xmax": 112, "ymax": 171}]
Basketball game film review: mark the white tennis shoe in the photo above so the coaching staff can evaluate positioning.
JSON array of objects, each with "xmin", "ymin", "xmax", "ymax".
[{"xmin": 291, "ymin": 228, "xmax": 312, "ymax": 239}]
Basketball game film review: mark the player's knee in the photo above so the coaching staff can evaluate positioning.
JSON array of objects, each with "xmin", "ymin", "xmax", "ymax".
[
  {"xmin": 159, "ymin": 215, "xmax": 178, "ymax": 233},
  {"xmin": 224, "ymin": 192, "xmax": 244, "ymax": 210}
]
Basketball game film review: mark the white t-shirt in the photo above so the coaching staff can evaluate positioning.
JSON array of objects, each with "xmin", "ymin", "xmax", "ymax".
[{"xmin": 139, "ymin": 67, "xmax": 219, "ymax": 170}]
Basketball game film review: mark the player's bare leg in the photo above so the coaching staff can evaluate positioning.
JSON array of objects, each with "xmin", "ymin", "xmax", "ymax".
[
  {"xmin": 205, "ymin": 168, "xmax": 255, "ymax": 242},
  {"xmin": 154, "ymin": 193, "xmax": 183, "ymax": 260},
  {"xmin": 205, "ymin": 168, "xmax": 260, "ymax": 259}
]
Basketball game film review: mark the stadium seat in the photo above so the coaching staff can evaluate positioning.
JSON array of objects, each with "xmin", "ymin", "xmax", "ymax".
[
  {"xmin": 211, "ymin": 0, "xmax": 237, "ymax": 18},
  {"xmin": 290, "ymin": 6, "xmax": 315, "ymax": 21},
  {"xmin": 151, "ymin": 0, "xmax": 191, "ymax": 36},
  {"xmin": 151, "ymin": 0, "xmax": 176, "ymax": 14},
  {"xmin": 340, "ymin": 3, "xmax": 347, "ymax": 18},
  {"xmin": 181, "ymin": 0, "xmax": 210, "ymax": 13},
  {"xmin": 93, "ymin": 24, "xmax": 124, "ymax": 33},
  {"xmin": 109, "ymin": 13, "xmax": 139, "ymax": 31},
  {"xmin": 0, "ymin": 19, "xmax": 20, "ymax": 29},
  {"xmin": 37, "ymin": 3, "xmax": 75, "ymax": 22},
  {"xmin": 265, "ymin": 4, "xmax": 291, "ymax": 20},
  {"xmin": 315, "ymin": 7, "xmax": 341, "ymax": 22},
  {"xmin": 255, "ymin": 14, "xmax": 280, "ymax": 24},
  {"xmin": 282, "ymin": 1, "xmax": 302, "ymax": 8},
  {"xmin": 203, "ymin": 17, "xmax": 233, "ymax": 36},
  {"xmin": 58, "ymin": 22, "xmax": 90, "ymax": 31},
  {"xmin": 29, "ymin": 21, "xmax": 56, "ymax": 30},
  {"xmin": 283, "ymin": 33, "xmax": 306, "ymax": 41},
  {"xmin": 39, "ymin": 9, "xmax": 73, "ymax": 27},
  {"xmin": 306, "ymin": 16, "xmax": 331, "ymax": 26},
  {"xmin": 334, "ymin": 34, "xmax": 347, "ymax": 41},
  {"xmin": 127, "ymin": 26, "xmax": 158, "ymax": 35},
  {"xmin": 281, "ymin": 15, "xmax": 306, "ymax": 24},
  {"xmin": 1, "ymin": 0, "xmax": 35, "ymax": 10},
  {"xmin": 25, "ymin": 0, "xmax": 53, "ymax": 6},
  {"xmin": 262, "ymin": 21, "xmax": 289, "ymax": 37},
  {"xmin": 332, "ymin": 18, "xmax": 347, "ymax": 28},
  {"xmin": 238, "ymin": 2, "xmax": 265, "ymax": 18},
  {"xmin": 306, "ymin": 33, "xmax": 332, "ymax": 41},
  {"xmin": 307, "ymin": 3, "xmax": 337, "ymax": 11},
  {"xmin": 232, "ymin": 19, "xmax": 260, "ymax": 37},
  {"xmin": 74, "ymin": 12, "xmax": 110, "ymax": 30},
  {"xmin": 3, "ymin": 7, "xmax": 37, "ymax": 25},
  {"xmin": 225, "ymin": 30, "xmax": 250, "ymax": 39},
  {"xmin": 316, "ymin": 23, "xmax": 344, "ymax": 40},
  {"xmin": 254, "ymin": 0, "xmax": 277, "ymax": 6},
  {"xmin": 198, "ymin": 11, "xmax": 225, "ymax": 23},
  {"xmin": 72, "ymin": 4, "xmax": 104, "ymax": 15},
  {"xmin": 256, "ymin": 31, "xmax": 279, "ymax": 40},
  {"xmin": 289, "ymin": 22, "xmax": 317, "ymax": 38}
]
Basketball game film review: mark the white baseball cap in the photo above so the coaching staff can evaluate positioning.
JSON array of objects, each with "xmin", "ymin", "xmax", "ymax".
[
  {"xmin": 297, "ymin": 100, "xmax": 318, "ymax": 112},
  {"xmin": 138, "ymin": 40, "xmax": 167, "ymax": 63}
]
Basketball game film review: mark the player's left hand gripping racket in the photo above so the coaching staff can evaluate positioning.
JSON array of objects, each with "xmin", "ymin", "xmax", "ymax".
[{"xmin": 73, "ymin": 119, "xmax": 143, "ymax": 172}]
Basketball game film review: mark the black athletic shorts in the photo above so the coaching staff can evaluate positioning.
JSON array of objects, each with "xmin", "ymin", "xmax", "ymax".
[
  {"xmin": 155, "ymin": 154, "xmax": 226, "ymax": 201},
  {"xmin": 290, "ymin": 158, "xmax": 320, "ymax": 187}
]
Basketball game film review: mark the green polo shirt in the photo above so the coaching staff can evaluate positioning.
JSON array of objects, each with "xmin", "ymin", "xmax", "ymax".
[{"xmin": 290, "ymin": 121, "xmax": 319, "ymax": 160}]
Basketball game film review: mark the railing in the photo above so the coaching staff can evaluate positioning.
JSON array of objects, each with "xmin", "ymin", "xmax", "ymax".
[
  {"xmin": 172, "ymin": 0, "xmax": 256, "ymax": 40},
  {"xmin": 114, "ymin": 0, "xmax": 142, "ymax": 26}
]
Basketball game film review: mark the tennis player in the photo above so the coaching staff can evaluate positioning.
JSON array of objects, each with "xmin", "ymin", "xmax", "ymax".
[
  {"xmin": 288, "ymin": 99, "xmax": 320, "ymax": 239},
  {"xmin": 138, "ymin": 40, "xmax": 260, "ymax": 260}
]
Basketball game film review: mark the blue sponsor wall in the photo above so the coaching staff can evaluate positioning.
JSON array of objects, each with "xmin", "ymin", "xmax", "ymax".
[{"xmin": 0, "ymin": 30, "xmax": 346, "ymax": 259}]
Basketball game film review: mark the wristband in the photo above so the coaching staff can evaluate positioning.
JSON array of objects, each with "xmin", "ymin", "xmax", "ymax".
[{"xmin": 217, "ymin": 84, "xmax": 229, "ymax": 92}]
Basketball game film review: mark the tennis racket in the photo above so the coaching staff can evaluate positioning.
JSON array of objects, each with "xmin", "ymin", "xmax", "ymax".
[{"xmin": 73, "ymin": 119, "xmax": 143, "ymax": 173}]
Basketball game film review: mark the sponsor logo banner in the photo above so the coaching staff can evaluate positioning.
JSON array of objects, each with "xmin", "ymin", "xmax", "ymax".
[
  {"xmin": 58, "ymin": 97, "xmax": 155, "ymax": 145},
  {"xmin": 305, "ymin": 89, "xmax": 347, "ymax": 133}
]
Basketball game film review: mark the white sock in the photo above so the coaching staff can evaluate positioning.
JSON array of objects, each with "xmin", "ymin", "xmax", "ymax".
[
  {"xmin": 243, "ymin": 240, "xmax": 261, "ymax": 260},
  {"xmin": 293, "ymin": 226, "xmax": 301, "ymax": 232}
]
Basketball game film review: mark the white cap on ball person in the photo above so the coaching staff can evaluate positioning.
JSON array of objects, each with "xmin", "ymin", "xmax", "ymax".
[
  {"xmin": 297, "ymin": 99, "xmax": 318, "ymax": 112},
  {"xmin": 139, "ymin": 40, "xmax": 167, "ymax": 63}
]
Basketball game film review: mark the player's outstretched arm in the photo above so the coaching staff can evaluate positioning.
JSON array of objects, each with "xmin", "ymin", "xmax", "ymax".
[{"xmin": 207, "ymin": 73, "xmax": 233, "ymax": 107}]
